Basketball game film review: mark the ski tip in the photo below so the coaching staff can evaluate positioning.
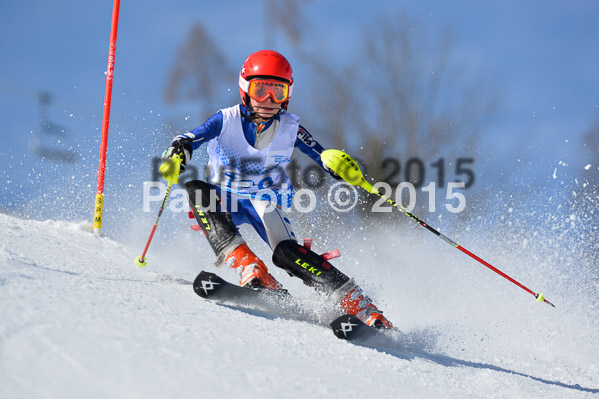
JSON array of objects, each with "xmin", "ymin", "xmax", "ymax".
[
  {"xmin": 330, "ymin": 314, "xmax": 381, "ymax": 341},
  {"xmin": 330, "ymin": 314, "xmax": 362, "ymax": 340},
  {"xmin": 192, "ymin": 271, "xmax": 222, "ymax": 298},
  {"xmin": 135, "ymin": 256, "xmax": 147, "ymax": 268}
]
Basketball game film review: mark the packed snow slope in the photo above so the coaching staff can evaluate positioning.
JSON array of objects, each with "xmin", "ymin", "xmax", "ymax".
[{"xmin": 1, "ymin": 212, "xmax": 598, "ymax": 398}]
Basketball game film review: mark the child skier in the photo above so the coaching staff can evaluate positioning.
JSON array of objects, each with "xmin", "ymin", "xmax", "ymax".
[{"xmin": 162, "ymin": 50, "xmax": 392, "ymax": 328}]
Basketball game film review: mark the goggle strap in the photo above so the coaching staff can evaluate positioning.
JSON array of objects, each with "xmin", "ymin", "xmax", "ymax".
[{"xmin": 239, "ymin": 74, "xmax": 250, "ymax": 92}]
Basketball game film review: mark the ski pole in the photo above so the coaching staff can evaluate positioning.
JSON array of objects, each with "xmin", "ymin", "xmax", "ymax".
[
  {"xmin": 321, "ymin": 149, "xmax": 555, "ymax": 307},
  {"xmin": 135, "ymin": 155, "xmax": 182, "ymax": 267}
]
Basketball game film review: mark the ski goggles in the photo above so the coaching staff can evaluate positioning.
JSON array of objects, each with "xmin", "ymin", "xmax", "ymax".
[{"xmin": 247, "ymin": 79, "xmax": 291, "ymax": 103}]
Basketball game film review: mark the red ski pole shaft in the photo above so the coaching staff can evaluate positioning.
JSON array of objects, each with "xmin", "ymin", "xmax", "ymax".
[
  {"xmin": 319, "ymin": 149, "xmax": 555, "ymax": 308},
  {"xmin": 135, "ymin": 183, "xmax": 173, "ymax": 267},
  {"xmin": 378, "ymin": 190, "xmax": 555, "ymax": 307}
]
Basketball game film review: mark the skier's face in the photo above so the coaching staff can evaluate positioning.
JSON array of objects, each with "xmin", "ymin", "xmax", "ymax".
[{"xmin": 249, "ymin": 97, "xmax": 281, "ymax": 123}]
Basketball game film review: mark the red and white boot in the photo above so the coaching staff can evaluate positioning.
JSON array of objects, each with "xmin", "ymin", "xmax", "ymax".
[
  {"xmin": 340, "ymin": 286, "xmax": 393, "ymax": 329},
  {"xmin": 225, "ymin": 243, "xmax": 282, "ymax": 290}
]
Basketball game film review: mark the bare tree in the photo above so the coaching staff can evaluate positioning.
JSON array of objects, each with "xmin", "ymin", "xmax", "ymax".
[
  {"xmin": 316, "ymin": 14, "xmax": 496, "ymax": 170},
  {"xmin": 293, "ymin": 13, "xmax": 499, "ymax": 221},
  {"xmin": 163, "ymin": 23, "xmax": 235, "ymax": 120},
  {"xmin": 264, "ymin": 0, "xmax": 310, "ymax": 48}
]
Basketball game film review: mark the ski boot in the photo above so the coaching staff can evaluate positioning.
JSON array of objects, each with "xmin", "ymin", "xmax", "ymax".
[
  {"xmin": 225, "ymin": 243, "xmax": 283, "ymax": 290},
  {"xmin": 271, "ymin": 239, "xmax": 393, "ymax": 328},
  {"xmin": 340, "ymin": 286, "xmax": 393, "ymax": 329}
]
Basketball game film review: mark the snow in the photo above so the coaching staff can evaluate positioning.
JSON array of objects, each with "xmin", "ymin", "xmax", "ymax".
[{"xmin": 1, "ymin": 212, "xmax": 598, "ymax": 398}]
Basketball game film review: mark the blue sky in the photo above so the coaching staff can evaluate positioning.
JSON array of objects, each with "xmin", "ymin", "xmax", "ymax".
[{"xmin": 1, "ymin": 0, "xmax": 598, "ymax": 218}]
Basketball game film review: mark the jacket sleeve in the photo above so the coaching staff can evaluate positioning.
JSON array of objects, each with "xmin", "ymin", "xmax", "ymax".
[
  {"xmin": 171, "ymin": 111, "xmax": 223, "ymax": 151},
  {"xmin": 295, "ymin": 125, "xmax": 328, "ymax": 169}
]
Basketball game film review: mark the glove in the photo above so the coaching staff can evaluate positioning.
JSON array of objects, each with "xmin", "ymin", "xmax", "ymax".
[
  {"xmin": 160, "ymin": 139, "xmax": 192, "ymax": 184},
  {"xmin": 161, "ymin": 139, "xmax": 192, "ymax": 172}
]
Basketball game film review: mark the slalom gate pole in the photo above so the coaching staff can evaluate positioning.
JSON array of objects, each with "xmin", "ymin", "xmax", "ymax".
[
  {"xmin": 321, "ymin": 149, "xmax": 555, "ymax": 308},
  {"xmin": 135, "ymin": 182, "xmax": 174, "ymax": 267},
  {"xmin": 93, "ymin": 0, "xmax": 121, "ymax": 234}
]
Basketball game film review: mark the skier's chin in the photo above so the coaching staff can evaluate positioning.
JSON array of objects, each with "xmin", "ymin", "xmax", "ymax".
[{"xmin": 255, "ymin": 110, "xmax": 279, "ymax": 119}]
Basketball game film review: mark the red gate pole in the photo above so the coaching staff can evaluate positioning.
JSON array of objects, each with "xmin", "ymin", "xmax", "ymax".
[{"xmin": 93, "ymin": 0, "xmax": 121, "ymax": 234}]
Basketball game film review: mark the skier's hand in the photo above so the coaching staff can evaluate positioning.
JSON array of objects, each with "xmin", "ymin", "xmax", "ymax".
[
  {"xmin": 160, "ymin": 140, "xmax": 192, "ymax": 184},
  {"xmin": 161, "ymin": 140, "xmax": 192, "ymax": 171}
]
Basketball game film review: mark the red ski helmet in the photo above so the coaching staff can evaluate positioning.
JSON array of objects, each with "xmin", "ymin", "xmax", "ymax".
[{"xmin": 239, "ymin": 50, "xmax": 294, "ymax": 111}]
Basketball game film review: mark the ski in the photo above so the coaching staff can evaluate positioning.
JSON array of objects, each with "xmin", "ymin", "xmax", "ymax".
[
  {"xmin": 330, "ymin": 314, "xmax": 381, "ymax": 340},
  {"xmin": 194, "ymin": 271, "xmax": 387, "ymax": 341},
  {"xmin": 193, "ymin": 271, "xmax": 302, "ymax": 318}
]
